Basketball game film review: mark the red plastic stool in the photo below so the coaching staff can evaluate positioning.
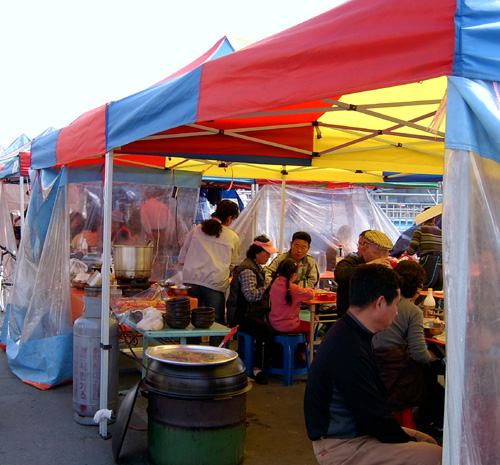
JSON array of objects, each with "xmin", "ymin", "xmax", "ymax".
[{"xmin": 394, "ymin": 408, "xmax": 416, "ymax": 429}]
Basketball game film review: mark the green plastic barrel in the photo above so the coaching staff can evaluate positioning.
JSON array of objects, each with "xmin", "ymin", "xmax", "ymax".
[{"xmin": 145, "ymin": 346, "xmax": 250, "ymax": 465}]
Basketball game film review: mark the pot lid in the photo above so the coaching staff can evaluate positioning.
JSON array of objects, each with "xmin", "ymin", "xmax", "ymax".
[
  {"xmin": 112, "ymin": 380, "xmax": 140, "ymax": 463},
  {"xmin": 146, "ymin": 345, "xmax": 238, "ymax": 366}
]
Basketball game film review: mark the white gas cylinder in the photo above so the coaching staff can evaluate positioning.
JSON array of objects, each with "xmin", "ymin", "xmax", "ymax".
[{"xmin": 73, "ymin": 295, "xmax": 119, "ymax": 425}]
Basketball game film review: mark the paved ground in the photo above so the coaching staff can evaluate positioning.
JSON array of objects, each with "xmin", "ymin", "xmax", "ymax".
[{"xmin": 0, "ymin": 340, "xmax": 317, "ymax": 465}]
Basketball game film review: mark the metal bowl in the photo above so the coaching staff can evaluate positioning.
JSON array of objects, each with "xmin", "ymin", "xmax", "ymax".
[
  {"xmin": 423, "ymin": 322, "xmax": 445, "ymax": 337},
  {"xmin": 169, "ymin": 285, "xmax": 192, "ymax": 297}
]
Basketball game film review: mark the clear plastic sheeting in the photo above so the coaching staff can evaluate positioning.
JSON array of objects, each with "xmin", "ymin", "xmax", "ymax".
[
  {"xmin": 232, "ymin": 184, "xmax": 399, "ymax": 268},
  {"xmin": 6, "ymin": 168, "xmax": 200, "ymax": 388},
  {"xmin": 68, "ymin": 182, "xmax": 199, "ymax": 281},
  {"xmin": 0, "ymin": 183, "xmax": 19, "ymax": 335},
  {"xmin": 443, "ymin": 149, "xmax": 500, "ymax": 465},
  {"xmin": 2, "ymin": 182, "xmax": 29, "ymax": 226},
  {"xmin": 6, "ymin": 172, "xmax": 73, "ymax": 388},
  {"xmin": 0, "ymin": 183, "xmax": 17, "ymax": 279}
]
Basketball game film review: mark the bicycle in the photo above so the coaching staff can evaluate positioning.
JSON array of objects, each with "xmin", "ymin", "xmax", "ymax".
[{"xmin": 0, "ymin": 245, "xmax": 16, "ymax": 314}]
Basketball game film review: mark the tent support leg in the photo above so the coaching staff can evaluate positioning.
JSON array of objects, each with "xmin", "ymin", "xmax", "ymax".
[{"xmin": 99, "ymin": 150, "xmax": 114, "ymax": 439}]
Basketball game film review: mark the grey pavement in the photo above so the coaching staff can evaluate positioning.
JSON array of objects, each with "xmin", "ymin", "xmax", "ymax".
[{"xmin": 0, "ymin": 342, "xmax": 317, "ymax": 465}]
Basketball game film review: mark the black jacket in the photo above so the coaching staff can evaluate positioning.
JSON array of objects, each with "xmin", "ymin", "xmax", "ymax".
[
  {"xmin": 304, "ymin": 312, "xmax": 412, "ymax": 443},
  {"xmin": 226, "ymin": 257, "xmax": 269, "ymax": 327},
  {"xmin": 334, "ymin": 254, "xmax": 366, "ymax": 317}
]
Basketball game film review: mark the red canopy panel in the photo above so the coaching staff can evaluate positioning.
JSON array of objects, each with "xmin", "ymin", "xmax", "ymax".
[
  {"xmin": 118, "ymin": 125, "xmax": 313, "ymax": 160},
  {"xmin": 116, "ymin": 100, "xmax": 335, "ymax": 163},
  {"xmin": 55, "ymin": 104, "xmax": 108, "ymax": 165},
  {"xmin": 197, "ymin": 0, "xmax": 455, "ymax": 122}
]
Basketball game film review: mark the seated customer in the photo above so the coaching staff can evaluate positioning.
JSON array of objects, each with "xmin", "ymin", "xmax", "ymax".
[
  {"xmin": 373, "ymin": 260, "xmax": 444, "ymax": 439},
  {"xmin": 334, "ymin": 229, "xmax": 393, "ymax": 318},
  {"xmin": 304, "ymin": 264, "xmax": 442, "ymax": 465},
  {"xmin": 226, "ymin": 235, "xmax": 278, "ymax": 385},
  {"xmin": 70, "ymin": 215, "xmax": 101, "ymax": 252},
  {"xmin": 269, "ymin": 258, "xmax": 315, "ymax": 340},
  {"xmin": 71, "ymin": 227, "xmax": 99, "ymax": 253},
  {"xmin": 265, "ymin": 231, "xmax": 320, "ymax": 288}
]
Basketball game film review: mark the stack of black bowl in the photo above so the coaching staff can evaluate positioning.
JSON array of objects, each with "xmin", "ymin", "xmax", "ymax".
[
  {"xmin": 165, "ymin": 297, "xmax": 191, "ymax": 329},
  {"xmin": 191, "ymin": 306, "xmax": 216, "ymax": 329}
]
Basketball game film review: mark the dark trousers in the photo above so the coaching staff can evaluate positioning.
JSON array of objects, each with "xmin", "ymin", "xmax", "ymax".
[
  {"xmin": 186, "ymin": 283, "xmax": 226, "ymax": 346},
  {"xmin": 238, "ymin": 314, "xmax": 274, "ymax": 371},
  {"xmin": 420, "ymin": 253, "xmax": 443, "ymax": 290},
  {"xmin": 417, "ymin": 360, "xmax": 446, "ymax": 428}
]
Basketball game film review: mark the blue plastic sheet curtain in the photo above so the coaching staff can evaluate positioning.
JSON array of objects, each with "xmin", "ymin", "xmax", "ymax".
[{"xmin": 6, "ymin": 169, "xmax": 73, "ymax": 388}]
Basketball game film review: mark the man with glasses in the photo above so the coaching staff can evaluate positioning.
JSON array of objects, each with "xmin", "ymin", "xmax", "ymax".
[
  {"xmin": 335, "ymin": 230, "xmax": 393, "ymax": 317},
  {"xmin": 265, "ymin": 231, "xmax": 320, "ymax": 289}
]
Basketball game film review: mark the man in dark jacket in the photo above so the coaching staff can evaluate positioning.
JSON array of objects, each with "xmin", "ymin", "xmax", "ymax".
[
  {"xmin": 304, "ymin": 264, "xmax": 442, "ymax": 465},
  {"xmin": 334, "ymin": 230, "xmax": 393, "ymax": 317}
]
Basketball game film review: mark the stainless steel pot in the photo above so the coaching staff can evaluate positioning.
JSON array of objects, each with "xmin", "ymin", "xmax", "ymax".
[{"xmin": 113, "ymin": 244, "xmax": 154, "ymax": 279}]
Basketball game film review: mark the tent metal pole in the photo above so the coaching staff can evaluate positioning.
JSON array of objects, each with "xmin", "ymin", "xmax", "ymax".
[
  {"xmin": 252, "ymin": 184, "xmax": 258, "ymax": 242},
  {"xmin": 279, "ymin": 167, "xmax": 287, "ymax": 252},
  {"xmin": 99, "ymin": 150, "xmax": 114, "ymax": 438}
]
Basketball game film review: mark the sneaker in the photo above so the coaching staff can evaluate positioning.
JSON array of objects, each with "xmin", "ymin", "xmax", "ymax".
[{"xmin": 250, "ymin": 371, "xmax": 269, "ymax": 385}]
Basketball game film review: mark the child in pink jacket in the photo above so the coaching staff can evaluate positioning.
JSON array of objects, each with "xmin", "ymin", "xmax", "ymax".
[{"xmin": 269, "ymin": 258, "xmax": 315, "ymax": 340}]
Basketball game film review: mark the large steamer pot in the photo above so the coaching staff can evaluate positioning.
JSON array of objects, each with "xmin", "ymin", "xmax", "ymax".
[
  {"xmin": 145, "ymin": 345, "xmax": 250, "ymax": 465},
  {"xmin": 113, "ymin": 244, "xmax": 153, "ymax": 279}
]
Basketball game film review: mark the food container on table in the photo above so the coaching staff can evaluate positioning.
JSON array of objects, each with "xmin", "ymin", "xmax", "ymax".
[
  {"xmin": 314, "ymin": 290, "xmax": 337, "ymax": 301},
  {"xmin": 169, "ymin": 285, "xmax": 192, "ymax": 297},
  {"xmin": 423, "ymin": 321, "xmax": 445, "ymax": 337},
  {"xmin": 87, "ymin": 271, "xmax": 102, "ymax": 287}
]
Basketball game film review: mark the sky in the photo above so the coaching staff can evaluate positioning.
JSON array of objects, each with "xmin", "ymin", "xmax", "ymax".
[{"xmin": 0, "ymin": 0, "xmax": 346, "ymax": 151}]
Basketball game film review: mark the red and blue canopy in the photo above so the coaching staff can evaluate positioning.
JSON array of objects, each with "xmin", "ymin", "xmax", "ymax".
[
  {"xmin": 30, "ymin": 0, "xmax": 500, "ymax": 182},
  {"xmin": 23, "ymin": 2, "xmax": 500, "ymax": 459}
]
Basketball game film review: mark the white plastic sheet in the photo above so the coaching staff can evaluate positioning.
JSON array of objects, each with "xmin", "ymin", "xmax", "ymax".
[
  {"xmin": 232, "ymin": 184, "xmax": 399, "ymax": 269},
  {"xmin": 443, "ymin": 149, "xmax": 500, "ymax": 465}
]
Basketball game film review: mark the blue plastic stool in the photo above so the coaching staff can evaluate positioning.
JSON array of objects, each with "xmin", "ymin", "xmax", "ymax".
[
  {"xmin": 268, "ymin": 332, "xmax": 309, "ymax": 386},
  {"xmin": 235, "ymin": 331, "xmax": 255, "ymax": 377}
]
